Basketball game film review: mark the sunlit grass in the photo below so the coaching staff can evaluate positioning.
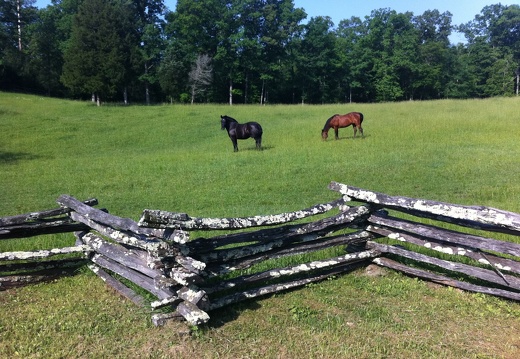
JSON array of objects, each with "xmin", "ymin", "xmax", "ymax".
[{"xmin": 1, "ymin": 93, "xmax": 520, "ymax": 358}]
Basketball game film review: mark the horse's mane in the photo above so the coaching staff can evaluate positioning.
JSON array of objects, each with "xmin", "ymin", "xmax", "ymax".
[
  {"xmin": 322, "ymin": 114, "xmax": 339, "ymax": 131},
  {"xmin": 221, "ymin": 115, "xmax": 238, "ymax": 123}
]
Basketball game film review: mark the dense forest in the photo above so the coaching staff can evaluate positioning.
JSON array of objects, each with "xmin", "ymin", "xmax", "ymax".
[{"xmin": 1, "ymin": 0, "xmax": 519, "ymax": 104}]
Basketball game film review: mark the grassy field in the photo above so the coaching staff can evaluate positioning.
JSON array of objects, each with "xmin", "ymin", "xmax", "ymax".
[{"xmin": 1, "ymin": 92, "xmax": 520, "ymax": 358}]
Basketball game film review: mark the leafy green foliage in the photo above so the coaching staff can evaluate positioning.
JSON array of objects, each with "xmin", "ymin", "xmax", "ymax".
[
  {"xmin": 61, "ymin": 0, "xmax": 135, "ymax": 101},
  {"xmin": 3, "ymin": 2, "xmax": 520, "ymax": 103}
]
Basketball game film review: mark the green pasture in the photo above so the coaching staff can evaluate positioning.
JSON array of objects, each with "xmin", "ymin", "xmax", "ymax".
[{"xmin": 1, "ymin": 92, "xmax": 520, "ymax": 358}]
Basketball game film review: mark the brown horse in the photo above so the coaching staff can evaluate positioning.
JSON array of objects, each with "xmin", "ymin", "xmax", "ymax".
[{"xmin": 321, "ymin": 112, "xmax": 364, "ymax": 140}]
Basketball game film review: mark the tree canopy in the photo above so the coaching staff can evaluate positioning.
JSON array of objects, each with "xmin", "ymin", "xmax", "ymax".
[{"xmin": 1, "ymin": 0, "xmax": 519, "ymax": 103}]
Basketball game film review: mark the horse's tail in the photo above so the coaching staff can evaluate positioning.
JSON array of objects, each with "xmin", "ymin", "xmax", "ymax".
[{"xmin": 358, "ymin": 112, "xmax": 364, "ymax": 124}]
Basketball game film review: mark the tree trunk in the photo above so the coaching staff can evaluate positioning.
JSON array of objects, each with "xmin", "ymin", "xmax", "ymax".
[
  {"xmin": 516, "ymin": 69, "xmax": 520, "ymax": 96},
  {"xmin": 145, "ymin": 62, "xmax": 150, "ymax": 105},
  {"xmin": 260, "ymin": 79, "xmax": 265, "ymax": 105},
  {"xmin": 229, "ymin": 79, "xmax": 233, "ymax": 105},
  {"xmin": 16, "ymin": 0, "xmax": 22, "ymax": 51},
  {"xmin": 245, "ymin": 73, "xmax": 249, "ymax": 104}
]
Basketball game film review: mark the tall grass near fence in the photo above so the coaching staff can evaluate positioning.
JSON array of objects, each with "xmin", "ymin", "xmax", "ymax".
[{"xmin": 1, "ymin": 92, "xmax": 520, "ymax": 358}]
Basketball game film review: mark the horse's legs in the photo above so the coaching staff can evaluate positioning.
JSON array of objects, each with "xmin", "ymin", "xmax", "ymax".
[
  {"xmin": 359, "ymin": 125, "xmax": 364, "ymax": 138},
  {"xmin": 334, "ymin": 127, "xmax": 339, "ymax": 140},
  {"xmin": 231, "ymin": 137, "xmax": 238, "ymax": 152},
  {"xmin": 353, "ymin": 127, "xmax": 357, "ymax": 138},
  {"xmin": 256, "ymin": 136, "xmax": 262, "ymax": 150}
]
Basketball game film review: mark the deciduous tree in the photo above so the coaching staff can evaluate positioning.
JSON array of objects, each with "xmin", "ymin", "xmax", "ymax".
[{"xmin": 188, "ymin": 54, "xmax": 213, "ymax": 103}]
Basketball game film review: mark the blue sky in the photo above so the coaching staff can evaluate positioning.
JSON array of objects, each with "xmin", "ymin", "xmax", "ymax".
[{"xmin": 34, "ymin": 0, "xmax": 518, "ymax": 43}]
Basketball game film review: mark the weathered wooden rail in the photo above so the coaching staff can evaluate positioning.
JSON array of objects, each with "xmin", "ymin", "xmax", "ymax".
[{"xmin": 1, "ymin": 182, "xmax": 520, "ymax": 326}]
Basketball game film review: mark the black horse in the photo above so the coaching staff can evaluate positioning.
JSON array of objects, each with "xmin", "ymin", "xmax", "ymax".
[{"xmin": 220, "ymin": 115, "xmax": 263, "ymax": 152}]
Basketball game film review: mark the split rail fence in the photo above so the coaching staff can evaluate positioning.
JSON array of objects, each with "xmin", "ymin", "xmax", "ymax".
[{"xmin": 1, "ymin": 182, "xmax": 520, "ymax": 326}]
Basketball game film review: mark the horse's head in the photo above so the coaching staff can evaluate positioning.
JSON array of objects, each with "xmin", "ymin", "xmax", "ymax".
[
  {"xmin": 221, "ymin": 115, "xmax": 237, "ymax": 130},
  {"xmin": 220, "ymin": 115, "xmax": 228, "ymax": 130},
  {"xmin": 321, "ymin": 129, "xmax": 328, "ymax": 140}
]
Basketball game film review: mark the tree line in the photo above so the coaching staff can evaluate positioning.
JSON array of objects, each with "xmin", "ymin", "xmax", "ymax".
[{"xmin": 1, "ymin": 0, "xmax": 519, "ymax": 104}]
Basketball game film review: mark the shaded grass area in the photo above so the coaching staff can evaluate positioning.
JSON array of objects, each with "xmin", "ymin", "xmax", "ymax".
[{"xmin": 1, "ymin": 92, "xmax": 520, "ymax": 358}]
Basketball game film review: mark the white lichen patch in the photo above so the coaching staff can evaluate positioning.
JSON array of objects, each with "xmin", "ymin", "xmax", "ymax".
[
  {"xmin": 494, "ymin": 263, "xmax": 512, "ymax": 271},
  {"xmin": 488, "ymin": 211, "xmax": 516, "ymax": 227},
  {"xmin": 171, "ymin": 230, "xmax": 189, "ymax": 244},
  {"xmin": 354, "ymin": 189, "xmax": 380, "ymax": 204},
  {"xmin": 433, "ymin": 245, "xmax": 454, "ymax": 255},
  {"xmin": 184, "ymin": 310, "xmax": 210, "ymax": 325},
  {"xmin": 475, "ymin": 259, "xmax": 512, "ymax": 271},
  {"xmin": 478, "ymin": 258, "xmax": 491, "ymax": 265},
  {"xmin": 84, "ymin": 234, "xmax": 103, "ymax": 250},
  {"xmin": 190, "ymin": 258, "xmax": 206, "ymax": 271},
  {"xmin": 423, "ymin": 242, "xmax": 451, "ymax": 254},
  {"xmin": 388, "ymin": 232, "xmax": 406, "ymax": 242},
  {"xmin": 355, "ymin": 250, "xmax": 377, "ymax": 259},
  {"xmin": 410, "ymin": 201, "xmax": 519, "ymax": 229},
  {"xmin": 201, "ymin": 217, "xmax": 229, "ymax": 228},
  {"xmin": 456, "ymin": 248, "xmax": 467, "ymax": 256},
  {"xmin": 151, "ymin": 296, "xmax": 178, "ymax": 309},
  {"xmin": 330, "ymin": 183, "xmax": 381, "ymax": 203},
  {"xmin": 179, "ymin": 288, "xmax": 204, "ymax": 303},
  {"xmin": 0, "ymin": 246, "xmax": 88, "ymax": 260}
]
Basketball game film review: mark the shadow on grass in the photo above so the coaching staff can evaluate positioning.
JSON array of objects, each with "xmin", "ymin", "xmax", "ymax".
[
  {"xmin": 206, "ymin": 300, "xmax": 263, "ymax": 329},
  {"xmin": 326, "ymin": 134, "xmax": 371, "ymax": 141},
  {"xmin": 0, "ymin": 151, "xmax": 42, "ymax": 164},
  {"xmin": 222, "ymin": 145, "xmax": 274, "ymax": 152},
  {"xmin": 239, "ymin": 145, "xmax": 275, "ymax": 152}
]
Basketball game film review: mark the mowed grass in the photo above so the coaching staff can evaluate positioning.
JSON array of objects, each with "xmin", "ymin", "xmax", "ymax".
[{"xmin": 1, "ymin": 92, "xmax": 520, "ymax": 358}]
